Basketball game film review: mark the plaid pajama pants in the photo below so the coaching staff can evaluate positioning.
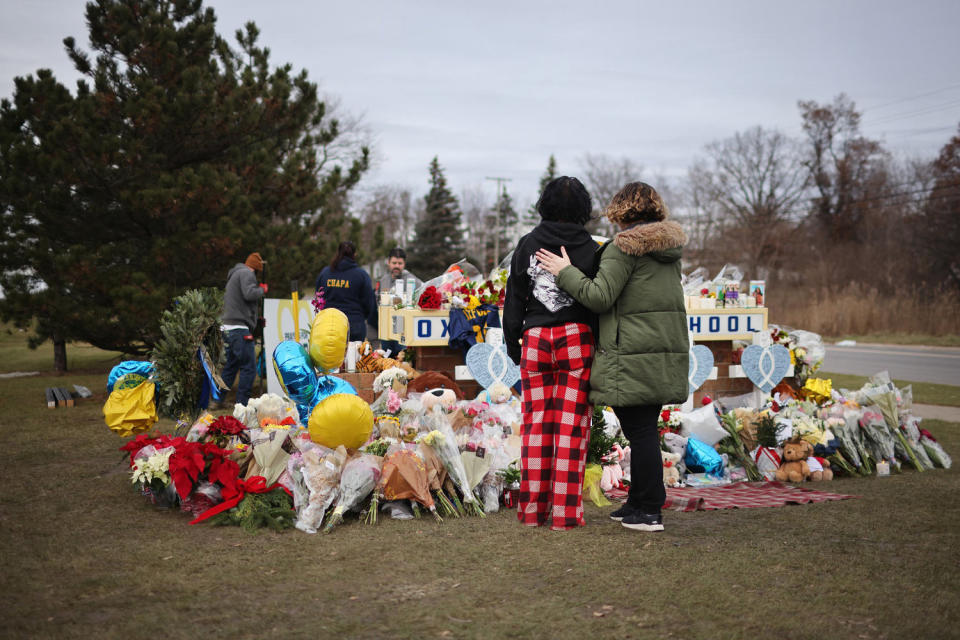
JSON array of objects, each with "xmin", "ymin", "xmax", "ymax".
[{"xmin": 518, "ymin": 322, "xmax": 594, "ymax": 530}]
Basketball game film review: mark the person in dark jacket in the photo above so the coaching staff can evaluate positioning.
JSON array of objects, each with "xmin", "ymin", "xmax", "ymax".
[
  {"xmin": 537, "ymin": 182, "xmax": 689, "ymax": 533},
  {"xmin": 221, "ymin": 252, "xmax": 267, "ymax": 406},
  {"xmin": 503, "ymin": 176, "xmax": 599, "ymax": 531},
  {"xmin": 315, "ymin": 241, "xmax": 377, "ymax": 341}
]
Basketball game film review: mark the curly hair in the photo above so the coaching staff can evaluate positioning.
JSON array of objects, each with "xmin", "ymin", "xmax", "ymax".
[
  {"xmin": 536, "ymin": 176, "xmax": 592, "ymax": 225},
  {"xmin": 604, "ymin": 182, "xmax": 669, "ymax": 225}
]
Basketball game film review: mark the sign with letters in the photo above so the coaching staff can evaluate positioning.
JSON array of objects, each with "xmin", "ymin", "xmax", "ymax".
[
  {"xmin": 687, "ymin": 308, "xmax": 768, "ymax": 341},
  {"xmin": 262, "ymin": 298, "xmax": 315, "ymax": 396}
]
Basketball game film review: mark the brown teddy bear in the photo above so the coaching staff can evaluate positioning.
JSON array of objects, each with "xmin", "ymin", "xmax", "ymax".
[
  {"xmin": 775, "ymin": 439, "xmax": 812, "ymax": 483},
  {"xmin": 406, "ymin": 371, "xmax": 463, "ymax": 399}
]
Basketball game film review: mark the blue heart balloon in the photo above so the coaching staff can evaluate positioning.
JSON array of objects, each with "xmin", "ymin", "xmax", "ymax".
[
  {"xmin": 741, "ymin": 343, "xmax": 791, "ymax": 393},
  {"xmin": 272, "ymin": 341, "xmax": 318, "ymax": 407},
  {"xmin": 465, "ymin": 342, "xmax": 520, "ymax": 389},
  {"xmin": 688, "ymin": 344, "xmax": 714, "ymax": 394},
  {"xmin": 296, "ymin": 374, "xmax": 358, "ymax": 424}
]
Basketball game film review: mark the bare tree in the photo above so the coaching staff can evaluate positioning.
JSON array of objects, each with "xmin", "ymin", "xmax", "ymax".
[
  {"xmin": 460, "ymin": 185, "xmax": 490, "ymax": 268},
  {"xmin": 798, "ymin": 94, "xmax": 890, "ymax": 242},
  {"xmin": 684, "ymin": 126, "xmax": 808, "ymax": 277},
  {"xmin": 577, "ymin": 153, "xmax": 644, "ymax": 235},
  {"xmin": 356, "ymin": 185, "xmax": 415, "ymax": 254}
]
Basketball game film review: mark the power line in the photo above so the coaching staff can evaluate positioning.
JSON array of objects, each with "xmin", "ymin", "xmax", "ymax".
[{"xmin": 862, "ymin": 83, "xmax": 960, "ymax": 113}]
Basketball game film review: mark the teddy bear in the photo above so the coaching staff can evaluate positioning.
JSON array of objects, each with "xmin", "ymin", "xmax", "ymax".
[
  {"xmin": 662, "ymin": 450, "xmax": 682, "ymax": 487},
  {"xmin": 807, "ymin": 453, "xmax": 834, "ymax": 482},
  {"xmin": 776, "ymin": 438, "xmax": 813, "ymax": 483},
  {"xmin": 406, "ymin": 371, "xmax": 462, "ymax": 399}
]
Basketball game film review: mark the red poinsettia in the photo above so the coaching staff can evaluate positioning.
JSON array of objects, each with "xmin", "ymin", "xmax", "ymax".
[
  {"xmin": 120, "ymin": 434, "xmax": 238, "ymax": 500},
  {"xmin": 418, "ymin": 285, "xmax": 442, "ymax": 310},
  {"xmin": 208, "ymin": 415, "xmax": 246, "ymax": 436}
]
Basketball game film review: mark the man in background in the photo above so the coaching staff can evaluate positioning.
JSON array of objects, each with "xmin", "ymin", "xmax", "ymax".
[
  {"xmin": 221, "ymin": 252, "xmax": 267, "ymax": 406},
  {"xmin": 376, "ymin": 247, "xmax": 421, "ymax": 356}
]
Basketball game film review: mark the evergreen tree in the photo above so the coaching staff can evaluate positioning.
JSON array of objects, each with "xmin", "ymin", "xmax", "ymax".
[
  {"xmin": 523, "ymin": 154, "xmax": 557, "ymax": 230},
  {"xmin": 0, "ymin": 0, "xmax": 368, "ymax": 368},
  {"xmin": 408, "ymin": 157, "xmax": 464, "ymax": 276},
  {"xmin": 485, "ymin": 186, "xmax": 518, "ymax": 271}
]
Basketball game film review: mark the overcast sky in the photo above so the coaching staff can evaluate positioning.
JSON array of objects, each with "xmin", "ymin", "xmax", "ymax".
[{"xmin": 2, "ymin": 0, "xmax": 959, "ymax": 210}]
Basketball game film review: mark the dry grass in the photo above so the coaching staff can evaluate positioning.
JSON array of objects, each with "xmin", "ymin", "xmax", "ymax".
[
  {"xmin": 2, "ymin": 334, "xmax": 960, "ymax": 639},
  {"xmin": 769, "ymin": 284, "xmax": 960, "ymax": 338}
]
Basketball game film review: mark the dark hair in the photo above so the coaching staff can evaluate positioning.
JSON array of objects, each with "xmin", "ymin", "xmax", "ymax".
[
  {"xmin": 330, "ymin": 241, "xmax": 357, "ymax": 269},
  {"xmin": 536, "ymin": 176, "xmax": 592, "ymax": 225},
  {"xmin": 605, "ymin": 182, "xmax": 668, "ymax": 225},
  {"xmin": 388, "ymin": 247, "xmax": 407, "ymax": 260}
]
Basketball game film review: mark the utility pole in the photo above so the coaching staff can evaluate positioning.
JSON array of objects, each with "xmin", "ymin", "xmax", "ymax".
[{"xmin": 485, "ymin": 176, "xmax": 512, "ymax": 270}]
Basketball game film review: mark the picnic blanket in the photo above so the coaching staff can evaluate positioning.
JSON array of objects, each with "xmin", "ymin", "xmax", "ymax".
[{"xmin": 605, "ymin": 481, "xmax": 857, "ymax": 512}]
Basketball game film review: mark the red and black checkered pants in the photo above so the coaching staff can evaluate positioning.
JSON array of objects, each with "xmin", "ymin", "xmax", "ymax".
[{"xmin": 518, "ymin": 322, "xmax": 594, "ymax": 530}]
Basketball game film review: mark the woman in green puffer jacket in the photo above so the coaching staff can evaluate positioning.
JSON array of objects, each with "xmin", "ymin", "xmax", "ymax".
[{"xmin": 536, "ymin": 182, "xmax": 688, "ymax": 533}]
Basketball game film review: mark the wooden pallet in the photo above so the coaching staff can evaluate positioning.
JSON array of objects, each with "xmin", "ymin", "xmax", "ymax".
[{"xmin": 45, "ymin": 387, "xmax": 76, "ymax": 408}]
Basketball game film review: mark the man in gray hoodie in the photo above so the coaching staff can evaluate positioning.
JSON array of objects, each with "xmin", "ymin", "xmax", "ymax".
[{"xmin": 221, "ymin": 252, "xmax": 267, "ymax": 405}]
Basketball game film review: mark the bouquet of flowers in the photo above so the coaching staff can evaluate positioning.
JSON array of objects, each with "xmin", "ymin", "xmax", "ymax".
[
  {"xmin": 324, "ymin": 454, "xmax": 383, "ymax": 533},
  {"xmin": 419, "ymin": 408, "xmax": 485, "ymax": 517},
  {"xmin": 377, "ymin": 449, "xmax": 441, "ymax": 522},
  {"xmin": 121, "ymin": 433, "xmax": 239, "ymax": 509},
  {"xmin": 417, "ymin": 285, "xmax": 442, "ymax": 310},
  {"xmin": 130, "ymin": 443, "xmax": 178, "ymax": 507},
  {"xmin": 289, "ymin": 443, "xmax": 348, "ymax": 534},
  {"xmin": 657, "ymin": 406, "xmax": 683, "ymax": 438}
]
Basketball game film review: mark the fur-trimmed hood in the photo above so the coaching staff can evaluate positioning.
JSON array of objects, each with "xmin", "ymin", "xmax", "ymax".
[{"xmin": 613, "ymin": 220, "xmax": 687, "ymax": 261}]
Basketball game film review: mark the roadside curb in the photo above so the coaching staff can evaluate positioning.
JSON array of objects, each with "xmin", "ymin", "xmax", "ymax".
[{"xmin": 912, "ymin": 403, "xmax": 960, "ymax": 423}]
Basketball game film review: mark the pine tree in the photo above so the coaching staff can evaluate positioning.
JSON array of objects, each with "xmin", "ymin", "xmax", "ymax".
[
  {"xmin": 523, "ymin": 154, "xmax": 558, "ymax": 230},
  {"xmin": 0, "ymin": 0, "xmax": 368, "ymax": 368},
  {"xmin": 407, "ymin": 157, "xmax": 464, "ymax": 276},
  {"xmin": 485, "ymin": 187, "xmax": 518, "ymax": 271}
]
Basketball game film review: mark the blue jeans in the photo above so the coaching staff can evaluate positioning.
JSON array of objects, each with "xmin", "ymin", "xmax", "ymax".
[{"xmin": 222, "ymin": 328, "xmax": 256, "ymax": 405}]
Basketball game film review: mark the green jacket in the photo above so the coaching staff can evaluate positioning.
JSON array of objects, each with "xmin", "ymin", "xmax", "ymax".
[{"xmin": 556, "ymin": 220, "xmax": 689, "ymax": 407}]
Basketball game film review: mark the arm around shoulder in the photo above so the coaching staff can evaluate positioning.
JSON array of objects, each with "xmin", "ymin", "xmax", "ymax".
[{"xmin": 555, "ymin": 245, "xmax": 632, "ymax": 314}]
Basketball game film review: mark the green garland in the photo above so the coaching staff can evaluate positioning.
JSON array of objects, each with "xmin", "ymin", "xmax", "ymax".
[
  {"xmin": 151, "ymin": 288, "xmax": 225, "ymax": 424},
  {"xmin": 207, "ymin": 491, "xmax": 295, "ymax": 534}
]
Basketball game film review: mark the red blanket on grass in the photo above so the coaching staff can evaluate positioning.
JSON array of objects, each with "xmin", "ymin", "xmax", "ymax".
[{"xmin": 606, "ymin": 481, "xmax": 858, "ymax": 512}]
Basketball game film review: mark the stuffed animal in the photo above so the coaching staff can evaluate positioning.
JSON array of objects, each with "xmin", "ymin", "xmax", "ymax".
[
  {"xmin": 420, "ymin": 387, "xmax": 458, "ymax": 411},
  {"xmin": 662, "ymin": 450, "xmax": 682, "ymax": 487},
  {"xmin": 406, "ymin": 371, "xmax": 462, "ymax": 399},
  {"xmin": 776, "ymin": 438, "xmax": 813, "ymax": 483},
  {"xmin": 600, "ymin": 443, "xmax": 626, "ymax": 491},
  {"xmin": 373, "ymin": 356, "xmax": 419, "ymax": 380},
  {"xmin": 476, "ymin": 381, "xmax": 512, "ymax": 404},
  {"xmin": 807, "ymin": 455, "xmax": 834, "ymax": 481}
]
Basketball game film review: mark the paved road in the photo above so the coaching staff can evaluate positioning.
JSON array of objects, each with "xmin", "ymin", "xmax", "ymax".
[{"xmin": 823, "ymin": 344, "xmax": 960, "ymax": 387}]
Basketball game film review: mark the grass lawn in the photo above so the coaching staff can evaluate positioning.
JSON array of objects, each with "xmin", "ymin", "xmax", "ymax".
[
  {"xmin": 2, "ymin": 338, "xmax": 960, "ymax": 638},
  {"xmin": 821, "ymin": 371, "xmax": 960, "ymax": 408}
]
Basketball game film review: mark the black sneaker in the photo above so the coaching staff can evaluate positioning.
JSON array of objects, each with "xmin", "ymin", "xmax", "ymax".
[
  {"xmin": 621, "ymin": 512, "xmax": 664, "ymax": 532},
  {"xmin": 609, "ymin": 503, "xmax": 637, "ymax": 522}
]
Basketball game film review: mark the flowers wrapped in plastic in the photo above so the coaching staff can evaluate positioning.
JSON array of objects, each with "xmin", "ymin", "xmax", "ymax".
[
  {"xmin": 323, "ymin": 454, "xmax": 383, "ymax": 533},
  {"xmin": 859, "ymin": 406, "xmax": 897, "ymax": 470},
  {"xmin": 419, "ymin": 407, "xmax": 485, "ymax": 517},
  {"xmin": 417, "ymin": 285, "xmax": 442, "ymax": 310},
  {"xmin": 377, "ymin": 449, "xmax": 440, "ymax": 522},
  {"xmin": 288, "ymin": 442, "xmax": 348, "ymax": 534}
]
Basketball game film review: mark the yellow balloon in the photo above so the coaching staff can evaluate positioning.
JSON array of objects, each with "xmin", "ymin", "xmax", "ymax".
[
  {"xmin": 308, "ymin": 393, "xmax": 374, "ymax": 449},
  {"xmin": 309, "ymin": 308, "xmax": 349, "ymax": 373}
]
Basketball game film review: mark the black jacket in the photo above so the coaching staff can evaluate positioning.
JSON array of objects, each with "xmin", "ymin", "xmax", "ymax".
[
  {"xmin": 502, "ymin": 221, "xmax": 599, "ymax": 363},
  {"xmin": 315, "ymin": 258, "xmax": 377, "ymax": 340}
]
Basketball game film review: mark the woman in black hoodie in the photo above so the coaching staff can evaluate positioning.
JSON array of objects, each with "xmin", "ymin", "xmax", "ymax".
[
  {"xmin": 314, "ymin": 241, "xmax": 377, "ymax": 341},
  {"xmin": 503, "ymin": 176, "xmax": 599, "ymax": 531}
]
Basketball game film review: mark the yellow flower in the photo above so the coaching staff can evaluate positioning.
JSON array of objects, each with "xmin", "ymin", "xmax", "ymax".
[{"xmin": 466, "ymin": 295, "xmax": 480, "ymax": 310}]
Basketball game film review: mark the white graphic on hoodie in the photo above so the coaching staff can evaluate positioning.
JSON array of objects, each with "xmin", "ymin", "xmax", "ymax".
[{"xmin": 528, "ymin": 255, "xmax": 574, "ymax": 313}]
